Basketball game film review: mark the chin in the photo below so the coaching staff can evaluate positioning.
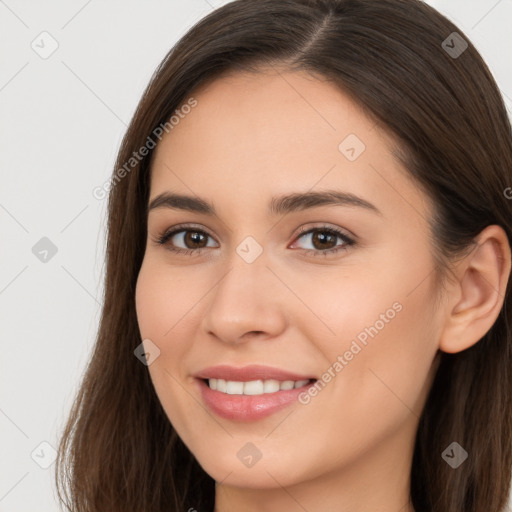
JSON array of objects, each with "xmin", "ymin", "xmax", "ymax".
[{"xmin": 194, "ymin": 444, "xmax": 311, "ymax": 490}]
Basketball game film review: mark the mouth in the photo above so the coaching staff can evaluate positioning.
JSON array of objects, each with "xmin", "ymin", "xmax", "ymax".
[{"xmin": 194, "ymin": 365, "xmax": 318, "ymax": 421}]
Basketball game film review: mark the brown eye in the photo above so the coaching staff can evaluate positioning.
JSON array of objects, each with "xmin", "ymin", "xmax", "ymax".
[
  {"xmin": 181, "ymin": 230, "xmax": 209, "ymax": 249},
  {"xmin": 156, "ymin": 226, "xmax": 218, "ymax": 254},
  {"xmin": 309, "ymin": 230, "xmax": 338, "ymax": 250},
  {"xmin": 291, "ymin": 225, "xmax": 356, "ymax": 256}
]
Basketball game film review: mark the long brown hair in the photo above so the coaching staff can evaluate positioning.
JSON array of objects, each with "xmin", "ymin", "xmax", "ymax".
[{"xmin": 55, "ymin": 1, "xmax": 512, "ymax": 510}]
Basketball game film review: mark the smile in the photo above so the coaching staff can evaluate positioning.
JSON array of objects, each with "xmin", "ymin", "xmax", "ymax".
[{"xmin": 194, "ymin": 365, "xmax": 318, "ymax": 421}]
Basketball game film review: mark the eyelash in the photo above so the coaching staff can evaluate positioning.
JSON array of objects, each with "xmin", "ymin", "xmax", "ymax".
[{"xmin": 151, "ymin": 223, "xmax": 356, "ymax": 258}]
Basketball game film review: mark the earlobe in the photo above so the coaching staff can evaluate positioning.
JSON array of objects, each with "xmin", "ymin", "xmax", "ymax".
[{"xmin": 438, "ymin": 225, "xmax": 512, "ymax": 354}]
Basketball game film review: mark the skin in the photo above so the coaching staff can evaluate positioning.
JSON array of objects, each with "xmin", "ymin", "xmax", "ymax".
[{"xmin": 134, "ymin": 68, "xmax": 511, "ymax": 512}]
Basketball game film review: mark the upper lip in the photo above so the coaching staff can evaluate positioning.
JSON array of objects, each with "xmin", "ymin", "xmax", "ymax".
[{"xmin": 195, "ymin": 364, "xmax": 316, "ymax": 382}]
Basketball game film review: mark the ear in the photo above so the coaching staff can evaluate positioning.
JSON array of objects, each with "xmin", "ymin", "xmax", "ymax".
[{"xmin": 438, "ymin": 225, "xmax": 511, "ymax": 354}]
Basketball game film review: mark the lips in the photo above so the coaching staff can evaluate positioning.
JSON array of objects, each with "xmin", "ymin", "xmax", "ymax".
[{"xmin": 194, "ymin": 364, "xmax": 318, "ymax": 421}]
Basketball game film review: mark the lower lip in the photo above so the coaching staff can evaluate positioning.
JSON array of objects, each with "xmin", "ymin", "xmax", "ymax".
[{"xmin": 196, "ymin": 378, "xmax": 315, "ymax": 422}]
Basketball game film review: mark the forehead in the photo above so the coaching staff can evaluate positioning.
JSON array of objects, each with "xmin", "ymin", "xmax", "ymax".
[
  {"xmin": 149, "ymin": 68, "xmax": 432, "ymax": 226},
  {"xmin": 160, "ymin": 68, "xmax": 378, "ymax": 160}
]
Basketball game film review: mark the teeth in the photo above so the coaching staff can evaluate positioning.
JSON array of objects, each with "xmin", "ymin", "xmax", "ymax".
[
  {"xmin": 216, "ymin": 379, "xmax": 227, "ymax": 393},
  {"xmin": 207, "ymin": 378, "xmax": 311, "ymax": 395},
  {"xmin": 280, "ymin": 380, "xmax": 295, "ymax": 390},
  {"xmin": 263, "ymin": 379, "xmax": 280, "ymax": 393},
  {"xmin": 244, "ymin": 380, "xmax": 264, "ymax": 395},
  {"xmin": 226, "ymin": 381, "xmax": 244, "ymax": 394}
]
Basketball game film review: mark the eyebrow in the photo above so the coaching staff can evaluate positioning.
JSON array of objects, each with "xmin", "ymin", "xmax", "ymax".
[{"xmin": 148, "ymin": 189, "xmax": 382, "ymax": 217}]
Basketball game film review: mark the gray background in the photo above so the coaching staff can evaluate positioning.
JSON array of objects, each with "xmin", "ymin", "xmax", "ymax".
[{"xmin": 1, "ymin": 1, "xmax": 511, "ymax": 510}]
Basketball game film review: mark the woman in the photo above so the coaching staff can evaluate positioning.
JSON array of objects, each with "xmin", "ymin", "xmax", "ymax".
[{"xmin": 55, "ymin": 0, "xmax": 512, "ymax": 511}]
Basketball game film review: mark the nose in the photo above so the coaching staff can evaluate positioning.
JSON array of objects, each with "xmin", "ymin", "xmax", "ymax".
[{"xmin": 199, "ymin": 249, "xmax": 287, "ymax": 345}]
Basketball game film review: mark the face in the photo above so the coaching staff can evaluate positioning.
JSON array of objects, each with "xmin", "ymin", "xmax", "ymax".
[{"xmin": 135, "ymin": 68, "xmax": 443, "ymax": 494}]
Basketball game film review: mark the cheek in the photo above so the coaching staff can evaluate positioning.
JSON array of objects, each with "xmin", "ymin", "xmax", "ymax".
[
  {"xmin": 134, "ymin": 261, "xmax": 194, "ymax": 393},
  {"xmin": 135, "ymin": 261, "xmax": 199, "ymax": 428},
  {"xmin": 135, "ymin": 260, "xmax": 201, "ymax": 339},
  {"xmin": 301, "ymin": 248, "xmax": 439, "ymax": 428},
  {"xmin": 328, "ymin": 282, "xmax": 437, "ymax": 427},
  {"xmin": 295, "ymin": 289, "xmax": 438, "ymax": 480}
]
